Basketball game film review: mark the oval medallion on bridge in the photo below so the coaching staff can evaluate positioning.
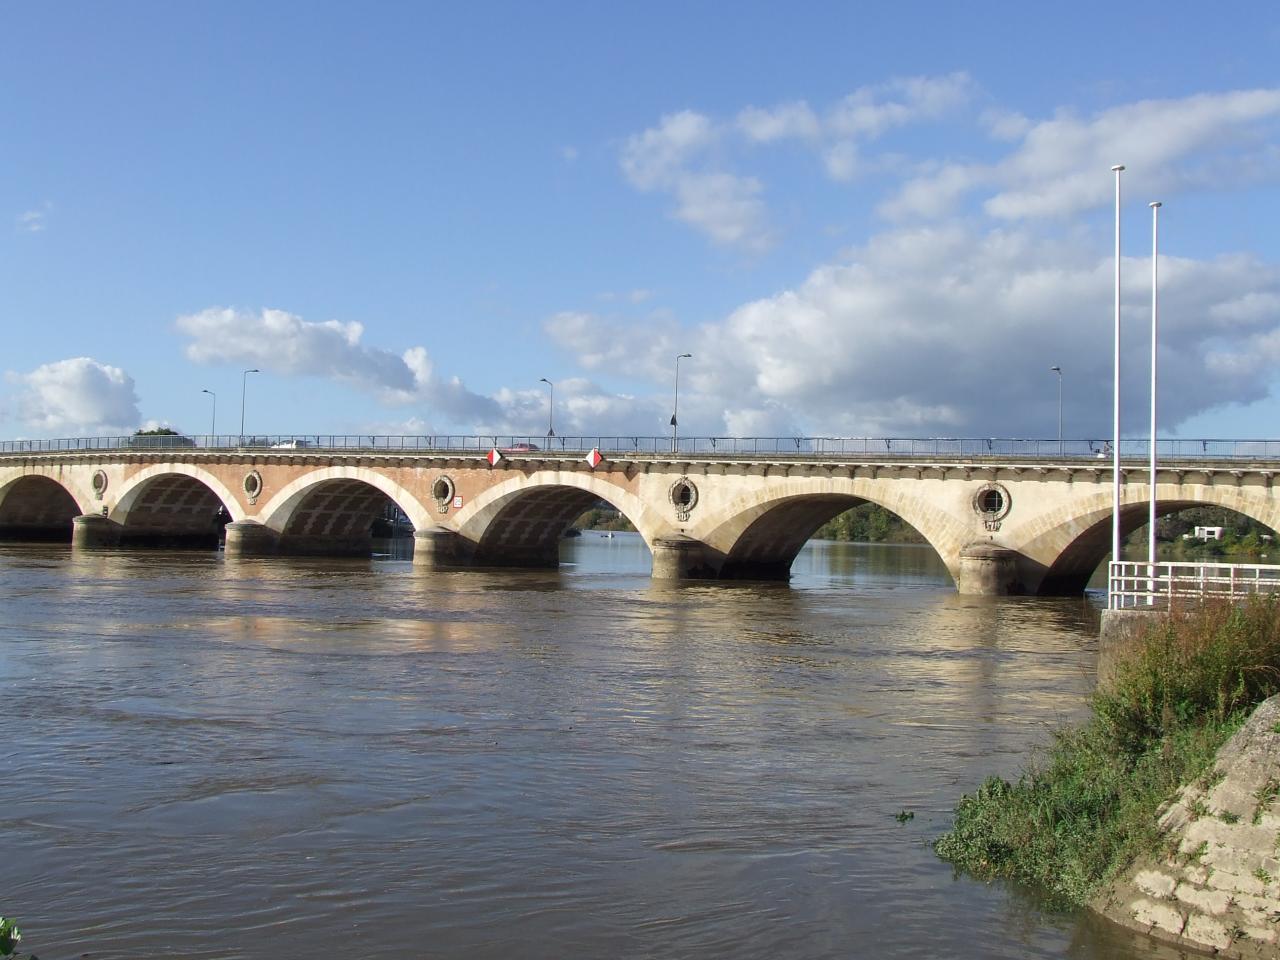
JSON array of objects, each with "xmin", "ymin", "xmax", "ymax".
[
  {"xmin": 91, "ymin": 470, "xmax": 108, "ymax": 500},
  {"xmin": 243, "ymin": 470, "xmax": 263, "ymax": 505},
  {"xmin": 972, "ymin": 482, "xmax": 1011, "ymax": 529},
  {"xmin": 432, "ymin": 476, "xmax": 455, "ymax": 513},
  {"xmin": 669, "ymin": 477, "xmax": 698, "ymax": 521}
]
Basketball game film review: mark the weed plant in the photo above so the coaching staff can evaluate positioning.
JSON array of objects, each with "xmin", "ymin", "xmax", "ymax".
[{"xmin": 935, "ymin": 597, "xmax": 1280, "ymax": 908}]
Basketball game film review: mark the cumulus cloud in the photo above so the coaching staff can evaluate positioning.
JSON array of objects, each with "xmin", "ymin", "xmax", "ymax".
[
  {"xmin": 550, "ymin": 225, "xmax": 1280, "ymax": 438},
  {"xmin": 175, "ymin": 307, "xmax": 499, "ymax": 421},
  {"xmin": 485, "ymin": 378, "xmax": 667, "ymax": 438},
  {"xmin": 544, "ymin": 310, "xmax": 678, "ymax": 377},
  {"xmin": 620, "ymin": 110, "xmax": 717, "ymax": 190},
  {"xmin": 620, "ymin": 110, "xmax": 770, "ymax": 252},
  {"xmin": 737, "ymin": 101, "xmax": 821, "ymax": 142},
  {"xmin": 621, "ymin": 74, "xmax": 976, "ymax": 249},
  {"xmin": 886, "ymin": 88, "xmax": 1280, "ymax": 221},
  {"xmin": 7, "ymin": 357, "xmax": 141, "ymax": 434},
  {"xmin": 825, "ymin": 72, "xmax": 974, "ymax": 140}
]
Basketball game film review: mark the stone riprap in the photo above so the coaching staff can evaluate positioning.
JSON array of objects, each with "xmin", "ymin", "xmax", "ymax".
[{"xmin": 1095, "ymin": 696, "xmax": 1280, "ymax": 957}]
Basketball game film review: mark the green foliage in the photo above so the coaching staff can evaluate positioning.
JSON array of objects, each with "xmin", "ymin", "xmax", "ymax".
[
  {"xmin": 1254, "ymin": 778, "xmax": 1279, "ymax": 825},
  {"xmin": 574, "ymin": 504, "xmax": 636, "ymax": 532},
  {"xmin": 935, "ymin": 597, "xmax": 1280, "ymax": 908},
  {"xmin": 813, "ymin": 503, "xmax": 925, "ymax": 544},
  {"xmin": 133, "ymin": 427, "xmax": 180, "ymax": 436},
  {"xmin": 0, "ymin": 916, "xmax": 36, "ymax": 959},
  {"xmin": 1127, "ymin": 506, "xmax": 1278, "ymax": 562}
]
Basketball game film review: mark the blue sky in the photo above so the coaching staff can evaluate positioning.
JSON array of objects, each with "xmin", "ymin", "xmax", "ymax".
[{"xmin": 3, "ymin": 2, "xmax": 1280, "ymax": 441}]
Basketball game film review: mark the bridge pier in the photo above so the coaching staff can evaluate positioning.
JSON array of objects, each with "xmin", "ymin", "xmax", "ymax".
[
  {"xmin": 71, "ymin": 514, "xmax": 123, "ymax": 549},
  {"xmin": 223, "ymin": 520, "xmax": 278, "ymax": 557},
  {"xmin": 650, "ymin": 535, "xmax": 715, "ymax": 580},
  {"xmin": 957, "ymin": 543, "xmax": 1024, "ymax": 596},
  {"xmin": 412, "ymin": 527, "xmax": 462, "ymax": 568}
]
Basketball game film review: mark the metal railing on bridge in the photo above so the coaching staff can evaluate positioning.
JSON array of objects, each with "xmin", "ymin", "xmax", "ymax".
[
  {"xmin": 5, "ymin": 435, "xmax": 1280, "ymax": 460},
  {"xmin": 1108, "ymin": 560, "xmax": 1280, "ymax": 609}
]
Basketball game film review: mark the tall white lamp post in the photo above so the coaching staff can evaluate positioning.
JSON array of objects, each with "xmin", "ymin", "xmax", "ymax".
[
  {"xmin": 1148, "ymin": 201, "xmax": 1162, "ymax": 582},
  {"xmin": 1111, "ymin": 164, "xmax": 1125, "ymax": 607}
]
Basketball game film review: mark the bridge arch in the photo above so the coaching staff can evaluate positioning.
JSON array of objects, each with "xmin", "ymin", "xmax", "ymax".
[
  {"xmin": 454, "ymin": 472, "xmax": 662, "ymax": 568},
  {"xmin": 257, "ymin": 466, "xmax": 431, "ymax": 556},
  {"xmin": 1015, "ymin": 484, "xmax": 1280, "ymax": 595},
  {"xmin": 0, "ymin": 474, "xmax": 86, "ymax": 541},
  {"xmin": 693, "ymin": 479, "xmax": 972, "ymax": 582},
  {"xmin": 112, "ymin": 464, "xmax": 242, "ymax": 547}
]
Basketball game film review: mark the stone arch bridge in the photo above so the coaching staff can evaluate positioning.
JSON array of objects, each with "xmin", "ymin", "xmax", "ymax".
[{"xmin": 2, "ymin": 445, "xmax": 1278, "ymax": 595}]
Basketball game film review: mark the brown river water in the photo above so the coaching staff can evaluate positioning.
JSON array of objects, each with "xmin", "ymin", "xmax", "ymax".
[{"xmin": 1, "ymin": 535, "xmax": 1194, "ymax": 959}]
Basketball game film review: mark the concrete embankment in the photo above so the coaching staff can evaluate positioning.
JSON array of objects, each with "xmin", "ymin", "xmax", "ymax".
[{"xmin": 1094, "ymin": 696, "xmax": 1280, "ymax": 957}]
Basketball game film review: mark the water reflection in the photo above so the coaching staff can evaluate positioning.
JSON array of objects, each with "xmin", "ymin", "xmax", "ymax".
[{"xmin": 0, "ymin": 538, "xmax": 1125, "ymax": 959}]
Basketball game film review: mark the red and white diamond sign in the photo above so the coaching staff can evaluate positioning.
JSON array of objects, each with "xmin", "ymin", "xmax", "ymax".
[
  {"xmin": 487, "ymin": 448, "xmax": 503, "ymax": 466},
  {"xmin": 584, "ymin": 447, "xmax": 604, "ymax": 469}
]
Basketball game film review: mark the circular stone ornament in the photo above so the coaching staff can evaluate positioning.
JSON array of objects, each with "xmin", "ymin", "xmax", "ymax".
[
  {"xmin": 972, "ymin": 482, "xmax": 1012, "ymax": 522},
  {"xmin": 91, "ymin": 470, "xmax": 109, "ymax": 499},
  {"xmin": 432, "ymin": 475, "xmax": 455, "ymax": 512},
  {"xmin": 668, "ymin": 477, "xmax": 699, "ymax": 520},
  {"xmin": 243, "ymin": 470, "xmax": 264, "ymax": 504}
]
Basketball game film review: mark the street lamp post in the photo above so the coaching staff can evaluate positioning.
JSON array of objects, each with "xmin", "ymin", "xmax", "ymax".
[
  {"xmin": 671, "ymin": 353, "xmax": 692, "ymax": 453},
  {"xmin": 1050, "ymin": 366, "xmax": 1062, "ymax": 449},
  {"xmin": 240, "ymin": 368, "xmax": 259, "ymax": 443},
  {"xmin": 1111, "ymin": 163, "xmax": 1125, "ymax": 607},
  {"xmin": 539, "ymin": 378, "xmax": 555, "ymax": 438},
  {"xmin": 1148, "ymin": 201, "xmax": 1163, "ymax": 577},
  {"xmin": 201, "ymin": 389, "xmax": 216, "ymax": 441}
]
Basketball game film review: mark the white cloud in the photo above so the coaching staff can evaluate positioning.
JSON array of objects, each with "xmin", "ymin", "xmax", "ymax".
[
  {"xmin": 823, "ymin": 141, "xmax": 859, "ymax": 182},
  {"xmin": 737, "ymin": 101, "xmax": 821, "ymax": 142},
  {"xmin": 7, "ymin": 357, "xmax": 141, "ymax": 434},
  {"xmin": 673, "ymin": 173, "xmax": 771, "ymax": 252},
  {"xmin": 175, "ymin": 307, "xmax": 498, "ymax": 421},
  {"xmin": 883, "ymin": 87, "xmax": 1280, "ymax": 222},
  {"xmin": 981, "ymin": 108, "xmax": 1031, "ymax": 141},
  {"xmin": 621, "ymin": 74, "xmax": 977, "ymax": 249},
  {"xmin": 486, "ymin": 377, "xmax": 663, "ymax": 438},
  {"xmin": 879, "ymin": 162, "xmax": 989, "ymax": 220},
  {"xmin": 990, "ymin": 89, "xmax": 1280, "ymax": 220},
  {"xmin": 15, "ymin": 206, "xmax": 49, "ymax": 233},
  {"xmin": 619, "ymin": 111, "xmax": 771, "ymax": 253},
  {"xmin": 826, "ymin": 72, "xmax": 974, "ymax": 139},
  {"xmin": 560, "ymin": 145, "xmax": 579, "ymax": 162},
  {"xmin": 544, "ymin": 310, "xmax": 676, "ymax": 376},
  {"xmin": 550, "ymin": 225, "xmax": 1280, "ymax": 438},
  {"xmin": 620, "ymin": 110, "xmax": 716, "ymax": 190}
]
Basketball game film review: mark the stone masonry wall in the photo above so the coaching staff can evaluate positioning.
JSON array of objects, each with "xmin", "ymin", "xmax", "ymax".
[{"xmin": 1095, "ymin": 696, "xmax": 1280, "ymax": 957}]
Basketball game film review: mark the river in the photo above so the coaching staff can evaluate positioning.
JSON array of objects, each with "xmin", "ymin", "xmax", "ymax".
[{"xmin": 0, "ymin": 535, "xmax": 1186, "ymax": 958}]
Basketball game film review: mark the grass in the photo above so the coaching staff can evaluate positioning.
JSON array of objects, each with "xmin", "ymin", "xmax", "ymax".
[{"xmin": 934, "ymin": 596, "xmax": 1280, "ymax": 909}]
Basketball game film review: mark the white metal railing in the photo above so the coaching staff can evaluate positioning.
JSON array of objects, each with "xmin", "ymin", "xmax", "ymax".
[
  {"xmin": 1108, "ymin": 560, "xmax": 1280, "ymax": 609},
  {"xmin": 4, "ymin": 434, "xmax": 1280, "ymax": 460}
]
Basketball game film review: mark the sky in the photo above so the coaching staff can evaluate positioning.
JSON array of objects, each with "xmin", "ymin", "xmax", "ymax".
[{"xmin": 3, "ymin": 2, "xmax": 1280, "ymax": 442}]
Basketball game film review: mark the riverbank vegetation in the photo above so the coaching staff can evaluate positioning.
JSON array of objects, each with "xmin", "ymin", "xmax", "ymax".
[
  {"xmin": 814, "ymin": 503, "xmax": 925, "ymax": 543},
  {"xmin": 934, "ymin": 597, "xmax": 1280, "ymax": 908},
  {"xmin": 574, "ymin": 504, "xmax": 636, "ymax": 532},
  {"xmin": 1125, "ymin": 506, "xmax": 1277, "ymax": 562},
  {"xmin": 0, "ymin": 916, "xmax": 36, "ymax": 959}
]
